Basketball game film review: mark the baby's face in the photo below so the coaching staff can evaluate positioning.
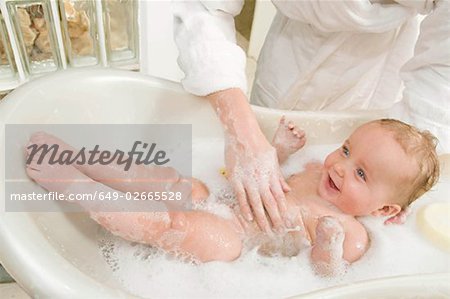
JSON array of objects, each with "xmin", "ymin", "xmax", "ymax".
[{"xmin": 318, "ymin": 123, "xmax": 418, "ymax": 216}]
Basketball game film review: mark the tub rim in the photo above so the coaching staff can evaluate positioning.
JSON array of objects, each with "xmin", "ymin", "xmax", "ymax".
[{"xmin": 0, "ymin": 68, "xmax": 447, "ymax": 298}]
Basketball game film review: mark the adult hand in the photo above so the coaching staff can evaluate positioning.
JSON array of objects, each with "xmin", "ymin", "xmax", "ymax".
[
  {"xmin": 225, "ymin": 133, "xmax": 290, "ymax": 232},
  {"xmin": 208, "ymin": 88, "xmax": 290, "ymax": 232}
]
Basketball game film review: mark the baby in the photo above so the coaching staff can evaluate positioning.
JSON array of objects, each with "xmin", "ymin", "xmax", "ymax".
[{"xmin": 25, "ymin": 118, "xmax": 440, "ymax": 275}]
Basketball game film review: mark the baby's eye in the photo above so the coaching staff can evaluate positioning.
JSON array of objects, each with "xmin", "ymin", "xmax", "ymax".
[
  {"xmin": 342, "ymin": 145, "xmax": 350, "ymax": 157},
  {"xmin": 357, "ymin": 168, "xmax": 366, "ymax": 181}
]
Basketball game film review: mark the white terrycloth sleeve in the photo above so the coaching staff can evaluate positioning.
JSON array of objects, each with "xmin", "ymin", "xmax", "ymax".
[
  {"xmin": 172, "ymin": 1, "xmax": 247, "ymax": 96},
  {"xmin": 389, "ymin": 0, "xmax": 450, "ymax": 154},
  {"xmin": 272, "ymin": 0, "xmax": 415, "ymax": 33}
]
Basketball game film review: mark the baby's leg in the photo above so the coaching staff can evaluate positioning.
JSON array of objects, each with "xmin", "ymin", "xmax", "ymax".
[
  {"xmin": 27, "ymin": 132, "xmax": 208, "ymax": 202},
  {"xmin": 93, "ymin": 210, "xmax": 243, "ymax": 262},
  {"xmin": 26, "ymin": 151, "xmax": 241, "ymax": 262},
  {"xmin": 26, "ymin": 146, "xmax": 128, "ymax": 212},
  {"xmin": 272, "ymin": 116, "xmax": 306, "ymax": 163}
]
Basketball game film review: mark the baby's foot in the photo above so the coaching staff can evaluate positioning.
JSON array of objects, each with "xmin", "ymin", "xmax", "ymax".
[
  {"xmin": 25, "ymin": 141, "xmax": 88, "ymax": 194},
  {"xmin": 272, "ymin": 116, "xmax": 306, "ymax": 163},
  {"xmin": 26, "ymin": 144, "xmax": 115, "ymax": 213},
  {"xmin": 28, "ymin": 131, "xmax": 75, "ymax": 153}
]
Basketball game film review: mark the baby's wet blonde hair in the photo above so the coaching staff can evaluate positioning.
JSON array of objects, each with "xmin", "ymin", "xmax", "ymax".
[{"xmin": 371, "ymin": 119, "xmax": 440, "ymax": 209}]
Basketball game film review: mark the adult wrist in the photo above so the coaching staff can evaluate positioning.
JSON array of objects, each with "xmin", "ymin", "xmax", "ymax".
[{"xmin": 207, "ymin": 88, "xmax": 267, "ymax": 148}]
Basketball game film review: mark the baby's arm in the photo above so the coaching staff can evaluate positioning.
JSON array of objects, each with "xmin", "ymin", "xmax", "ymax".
[
  {"xmin": 272, "ymin": 116, "xmax": 306, "ymax": 163},
  {"xmin": 311, "ymin": 216, "xmax": 368, "ymax": 276}
]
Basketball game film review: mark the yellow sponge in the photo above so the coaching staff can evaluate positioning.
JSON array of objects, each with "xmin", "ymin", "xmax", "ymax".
[
  {"xmin": 417, "ymin": 203, "xmax": 450, "ymax": 253},
  {"xmin": 219, "ymin": 167, "xmax": 228, "ymax": 177}
]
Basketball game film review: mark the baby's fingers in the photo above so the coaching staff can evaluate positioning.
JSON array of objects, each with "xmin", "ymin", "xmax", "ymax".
[{"xmin": 384, "ymin": 208, "xmax": 410, "ymax": 225}]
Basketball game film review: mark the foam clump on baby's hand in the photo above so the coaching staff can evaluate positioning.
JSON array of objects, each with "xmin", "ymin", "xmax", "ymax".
[{"xmin": 312, "ymin": 216, "xmax": 348, "ymax": 277}]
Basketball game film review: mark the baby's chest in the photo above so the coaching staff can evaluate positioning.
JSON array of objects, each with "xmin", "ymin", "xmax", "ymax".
[
  {"xmin": 257, "ymin": 229, "xmax": 310, "ymax": 257},
  {"xmin": 285, "ymin": 192, "xmax": 345, "ymax": 245},
  {"xmin": 255, "ymin": 205, "xmax": 314, "ymax": 257}
]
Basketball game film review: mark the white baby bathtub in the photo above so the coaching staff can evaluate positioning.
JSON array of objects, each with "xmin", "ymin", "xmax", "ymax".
[{"xmin": 0, "ymin": 69, "xmax": 448, "ymax": 298}]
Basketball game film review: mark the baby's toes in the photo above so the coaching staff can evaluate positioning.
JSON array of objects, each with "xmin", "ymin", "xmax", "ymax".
[
  {"xmin": 298, "ymin": 130, "xmax": 306, "ymax": 143},
  {"xmin": 287, "ymin": 121, "xmax": 295, "ymax": 130},
  {"xmin": 295, "ymin": 127, "xmax": 305, "ymax": 137},
  {"xmin": 25, "ymin": 140, "xmax": 39, "ymax": 154},
  {"xmin": 25, "ymin": 141, "xmax": 49, "ymax": 165},
  {"xmin": 30, "ymin": 132, "xmax": 65, "ymax": 150},
  {"xmin": 290, "ymin": 128, "xmax": 306, "ymax": 148},
  {"xmin": 30, "ymin": 131, "xmax": 51, "ymax": 145},
  {"xmin": 26, "ymin": 160, "xmax": 39, "ymax": 172},
  {"xmin": 26, "ymin": 161, "xmax": 44, "ymax": 182},
  {"xmin": 25, "ymin": 149, "xmax": 49, "ymax": 173}
]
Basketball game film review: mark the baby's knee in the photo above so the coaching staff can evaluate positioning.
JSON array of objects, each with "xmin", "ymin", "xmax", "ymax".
[
  {"xmin": 190, "ymin": 178, "xmax": 209, "ymax": 203},
  {"xmin": 217, "ymin": 234, "xmax": 242, "ymax": 262},
  {"xmin": 185, "ymin": 212, "xmax": 243, "ymax": 262},
  {"xmin": 169, "ymin": 211, "xmax": 188, "ymax": 230}
]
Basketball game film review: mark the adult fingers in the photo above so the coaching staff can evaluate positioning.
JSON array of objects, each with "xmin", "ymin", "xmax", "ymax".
[
  {"xmin": 246, "ymin": 185, "xmax": 271, "ymax": 233},
  {"xmin": 270, "ymin": 178, "xmax": 289, "ymax": 227},
  {"xmin": 261, "ymin": 187, "xmax": 284, "ymax": 231},
  {"xmin": 279, "ymin": 175, "xmax": 291, "ymax": 193},
  {"xmin": 231, "ymin": 179, "xmax": 253, "ymax": 222}
]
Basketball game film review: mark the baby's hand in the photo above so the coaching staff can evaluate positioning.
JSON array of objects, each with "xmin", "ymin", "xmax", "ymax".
[
  {"xmin": 384, "ymin": 208, "xmax": 410, "ymax": 225},
  {"xmin": 311, "ymin": 216, "xmax": 347, "ymax": 276},
  {"xmin": 315, "ymin": 216, "xmax": 345, "ymax": 253}
]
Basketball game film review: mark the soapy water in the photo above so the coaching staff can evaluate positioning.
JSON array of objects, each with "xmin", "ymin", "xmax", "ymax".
[{"xmin": 98, "ymin": 139, "xmax": 450, "ymax": 298}]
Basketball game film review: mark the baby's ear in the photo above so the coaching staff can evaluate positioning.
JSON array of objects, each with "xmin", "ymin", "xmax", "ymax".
[{"xmin": 371, "ymin": 204, "xmax": 402, "ymax": 217}]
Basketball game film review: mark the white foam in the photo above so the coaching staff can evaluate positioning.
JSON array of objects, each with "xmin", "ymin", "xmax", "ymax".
[{"xmin": 97, "ymin": 140, "xmax": 450, "ymax": 298}]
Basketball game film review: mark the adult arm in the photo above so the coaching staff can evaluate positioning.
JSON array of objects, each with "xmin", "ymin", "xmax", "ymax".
[
  {"xmin": 172, "ymin": 1, "xmax": 289, "ymax": 231},
  {"xmin": 208, "ymin": 89, "xmax": 290, "ymax": 232},
  {"xmin": 172, "ymin": 0, "xmax": 247, "ymax": 95},
  {"xmin": 390, "ymin": 0, "xmax": 450, "ymax": 155}
]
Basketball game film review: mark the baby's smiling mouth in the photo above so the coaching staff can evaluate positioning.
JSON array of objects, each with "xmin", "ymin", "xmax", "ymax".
[{"xmin": 328, "ymin": 174, "xmax": 340, "ymax": 192}]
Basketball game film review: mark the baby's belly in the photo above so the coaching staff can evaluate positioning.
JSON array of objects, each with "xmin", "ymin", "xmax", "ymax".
[{"xmin": 231, "ymin": 204, "xmax": 312, "ymax": 257}]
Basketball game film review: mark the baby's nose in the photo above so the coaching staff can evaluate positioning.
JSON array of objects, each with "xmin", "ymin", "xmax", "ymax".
[{"xmin": 334, "ymin": 162, "xmax": 345, "ymax": 177}]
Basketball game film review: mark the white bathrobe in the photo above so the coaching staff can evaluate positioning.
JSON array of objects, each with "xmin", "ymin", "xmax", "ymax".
[{"xmin": 173, "ymin": 0, "xmax": 450, "ymax": 153}]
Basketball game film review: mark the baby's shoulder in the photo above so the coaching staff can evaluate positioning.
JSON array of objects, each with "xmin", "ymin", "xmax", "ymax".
[
  {"xmin": 304, "ymin": 161, "xmax": 323, "ymax": 171},
  {"xmin": 340, "ymin": 217, "xmax": 369, "ymax": 263}
]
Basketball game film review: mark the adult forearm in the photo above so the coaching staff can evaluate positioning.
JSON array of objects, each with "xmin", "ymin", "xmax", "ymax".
[
  {"xmin": 207, "ymin": 88, "xmax": 266, "ymax": 150},
  {"xmin": 207, "ymin": 88, "xmax": 289, "ymax": 231},
  {"xmin": 173, "ymin": 1, "xmax": 247, "ymax": 96},
  {"xmin": 390, "ymin": 0, "xmax": 450, "ymax": 154}
]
